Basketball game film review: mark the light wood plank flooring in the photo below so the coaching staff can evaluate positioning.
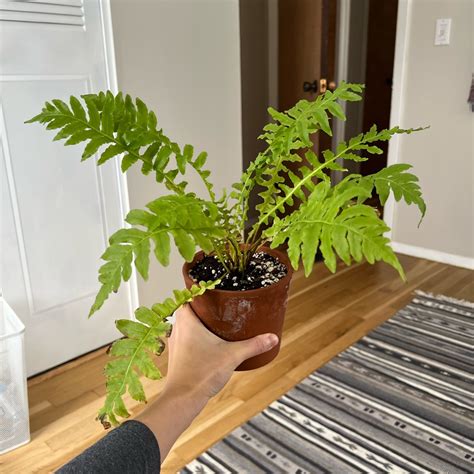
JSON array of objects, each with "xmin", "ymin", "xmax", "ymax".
[{"xmin": 1, "ymin": 256, "xmax": 472, "ymax": 473}]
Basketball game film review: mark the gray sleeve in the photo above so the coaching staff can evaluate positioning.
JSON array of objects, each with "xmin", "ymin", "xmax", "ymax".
[{"xmin": 57, "ymin": 420, "xmax": 161, "ymax": 473}]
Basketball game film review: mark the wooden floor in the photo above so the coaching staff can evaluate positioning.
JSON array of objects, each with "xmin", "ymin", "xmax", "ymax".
[{"xmin": 1, "ymin": 255, "xmax": 472, "ymax": 473}]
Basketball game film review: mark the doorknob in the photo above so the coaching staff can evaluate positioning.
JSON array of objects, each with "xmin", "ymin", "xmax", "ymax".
[
  {"xmin": 303, "ymin": 80, "xmax": 318, "ymax": 93},
  {"xmin": 303, "ymin": 79, "xmax": 336, "ymax": 94},
  {"xmin": 319, "ymin": 79, "xmax": 337, "ymax": 93}
]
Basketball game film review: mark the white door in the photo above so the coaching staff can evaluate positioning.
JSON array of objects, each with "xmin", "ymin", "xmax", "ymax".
[{"xmin": 0, "ymin": 0, "xmax": 137, "ymax": 376}]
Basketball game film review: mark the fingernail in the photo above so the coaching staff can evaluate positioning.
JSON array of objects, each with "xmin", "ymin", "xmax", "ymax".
[{"xmin": 266, "ymin": 334, "xmax": 279, "ymax": 349}]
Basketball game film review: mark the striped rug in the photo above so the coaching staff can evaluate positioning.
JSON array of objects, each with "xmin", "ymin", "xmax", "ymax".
[{"xmin": 182, "ymin": 291, "xmax": 474, "ymax": 473}]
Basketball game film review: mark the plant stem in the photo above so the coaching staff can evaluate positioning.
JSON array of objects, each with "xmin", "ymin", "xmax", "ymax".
[{"xmin": 212, "ymin": 241, "xmax": 231, "ymax": 273}]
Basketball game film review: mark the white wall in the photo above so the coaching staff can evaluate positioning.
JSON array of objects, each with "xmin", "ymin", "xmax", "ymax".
[
  {"xmin": 387, "ymin": 0, "xmax": 474, "ymax": 269},
  {"xmin": 110, "ymin": 0, "xmax": 242, "ymax": 307}
]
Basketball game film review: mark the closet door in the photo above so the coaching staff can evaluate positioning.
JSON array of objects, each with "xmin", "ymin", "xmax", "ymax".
[{"xmin": 0, "ymin": 0, "xmax": 138, "ymax": 375}]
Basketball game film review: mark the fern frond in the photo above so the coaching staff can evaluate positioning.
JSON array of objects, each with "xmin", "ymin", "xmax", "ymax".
[
  {"xmin": 89, "ymin": 195, "xmax": 226, "ymax": 316},
  {"xmin": 98, "ymin": 280, "xmax": 220, "ymax": 427},
  {"xmin": 264, "ymin": 178, "xmax": 404, "ymax": 279},
  {"xmin": 26, "ymin": 92, "xmax": 216, "ymax": 198},
  {"xmin": 360, "ymin": 164, "xmax": 426, "ymax": 223},
  {"xmin": 235, "ymin": 82, "xmax": 364, "ymax": 232},
  {"xmin": 250, "ymin": 125, "xmax": 424, "ymax": 240}
]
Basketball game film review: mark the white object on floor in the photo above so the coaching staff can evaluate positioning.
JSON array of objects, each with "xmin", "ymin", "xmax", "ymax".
[{"xmin": 0, "ymin": 296, "xmax": 30, "ymax": 454}]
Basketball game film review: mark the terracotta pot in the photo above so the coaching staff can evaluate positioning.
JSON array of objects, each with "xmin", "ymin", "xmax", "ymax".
[{"xmin": 182, "ymin": 246, "xmax": 293, "ymax": 370}]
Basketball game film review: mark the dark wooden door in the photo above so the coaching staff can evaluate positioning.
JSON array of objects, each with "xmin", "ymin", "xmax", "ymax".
[
  {"xmin": 278, "ymin": 0, "xmax": 337, "ymax": 152},
  {"xmin": 360, "ymin": 0, "xmax": 398, "ymax": 176}
]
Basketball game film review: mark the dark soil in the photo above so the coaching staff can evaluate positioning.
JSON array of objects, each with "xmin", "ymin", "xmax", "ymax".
[{"xmin": 189, "ymin": 251, "xmax": 288, "ymax": 291}]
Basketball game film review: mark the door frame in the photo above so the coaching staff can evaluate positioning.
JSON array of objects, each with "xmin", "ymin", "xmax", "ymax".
[
  {"xmin": 99, "ymin": 0, "xmax": 140, "ymax": 317},
  {"xmin": 382, "ymin": 0, "xmax": 411, "ymax": 240}
]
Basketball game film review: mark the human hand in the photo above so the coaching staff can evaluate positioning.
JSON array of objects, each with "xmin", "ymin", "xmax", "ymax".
[
  {"xmin": 135, "ymin": 304, "xmax": 279, "ymax": 461},
  {"xmin": 165, "ymin": 304, "xmax": 279, "ymax": 404}
]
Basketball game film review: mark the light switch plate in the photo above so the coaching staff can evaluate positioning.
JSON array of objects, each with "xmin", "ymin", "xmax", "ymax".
[{"xmin": 434, "ymin": 18, "xmax": 451, "ymax": 45}]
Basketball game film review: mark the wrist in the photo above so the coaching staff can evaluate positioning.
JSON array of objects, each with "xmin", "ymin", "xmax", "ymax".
[{"xmin": 161, "ymin": 381, "xmax": 209, "ymax": 413}]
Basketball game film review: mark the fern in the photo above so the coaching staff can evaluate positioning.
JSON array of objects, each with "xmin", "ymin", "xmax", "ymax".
[
  {"xmin": 90, "ymin": 195, "xmax": 226, "ymax": 316},
  {"xmin": 98, "ymin": 280, "xmax": 220, "ymax": 427},
  {"xmin": 235, "ymin": 82, "xmax": 363, "ymax": 233},
  {"xmin": 26, "ymin": 91, "xmax": 217, "ymax": 197},
  {"xmin": 249, "ymin": 124, "xmax": 424, "ymax": 243},
  {"xmin": 27, "ymin": 83, "xmax": 427, "ymax": 427},
  {"xmin": 264, "ymin": 177, "xmax": 404, "ymax": 278}
]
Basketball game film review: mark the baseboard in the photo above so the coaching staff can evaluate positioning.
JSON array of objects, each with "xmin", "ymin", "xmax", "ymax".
[{"xmin": 392, "ymin": 242, "xmax": 474, "ymax": 270}]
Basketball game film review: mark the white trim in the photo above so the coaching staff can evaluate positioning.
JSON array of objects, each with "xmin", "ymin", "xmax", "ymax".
[
  {"xmin": 99, "ymin": 0, "xmax": 118, "ymax": 94},
  {"xmin": 392, "ymin": 242, "xmax": 474, "ymax": 270},
  {"xmin": 267, "ymin": 0, "xmax": 278, "ymax": 109},
  {"xmin": 332, "ymin": 0, "xmax": 351, "ymax": 183},
  {"xmin": 383, "ymin": 0, "xmax": 412, "ymax": 237},
  {"xmin": 0, "ymin": 104, "xmax": 35, "ymax": 315},
  {"xmin": 99, "ymin": 0, "xmax": 139, "ymax": 314}
]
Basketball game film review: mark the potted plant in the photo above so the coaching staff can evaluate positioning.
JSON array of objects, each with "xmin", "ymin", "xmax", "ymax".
[{"xmin": 27, "ymin": 82, "xmax": 426, "ymax": 427}]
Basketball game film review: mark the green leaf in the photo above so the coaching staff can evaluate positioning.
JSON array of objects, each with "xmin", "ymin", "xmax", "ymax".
[
  {"xmin": 98, "ymin": 144, "xmax": 124, "ymax": 165},
  {"xmin": 133, "ymin": 238, "xmax": 150, "ymax": 280},
  {"xmin": 136, "ymin": 98, "xmax": 148, "ymax": 128},
  {"xmin": 152, "ymin": 232, "xmax": 171, "ymax": 266},
  {"xmin": 125, "ymin": 209, "xmax": 154, "ymax": 227},
  {"xmin": 98, "ymin": 279, "xmax": 219, "ymax": 428},
  {"xmin": 83, "ymin": 95, "xmax": 100, "ymax": 128},
  {"xmin": 53, "ymin": 122, "xmax": 85, "ymax": 141},
  {"xmin": 362, "ymin": 164, "xmax": 426, "ymax": 222},
  {"xmin": 65, "ymin": 130, "xmax": 96, "ymax": 145},
  {"xmin": 194, "ymin": 151, "xmax": 207, "ymax": 169},
  {"xmin": 327, "ymin": 101, "xmax": 346, "ymax": 120},
  {"xmin": 183, "ymin": 144, "xmax": 194, "ymax": 161},
  {"xmin": 121, "ymin": 154, "xmax": 138, "ymax": 172},
  {"xmin": 172, "ymin": 229, "xmax": 195, "ymax": 261},
  {"xmin": 148, "ymin": 111, "xmax": 158, "ymax": 130},
  {"xmin": 314, "ymin": 109, "xmax": 332, "ymax": 136},
  {"xmin": 101, "ymin": 94, "xmax": 114, "ymax": 135},
  {"xmin": 70, "ymin": 96, "xmax": 87, "ymax": 121},
  {"xmin": 155, "ymin": 146, "xmax": 172, "ymax": 171},
  {"xmin": 52, "ymin": 99, "xmax": 70, "ymax": 114}
]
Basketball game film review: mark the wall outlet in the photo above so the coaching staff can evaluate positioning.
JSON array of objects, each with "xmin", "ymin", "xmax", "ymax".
[{"xmin": 434, "ymin": 18, "xmax": 451, "ymax": 46}]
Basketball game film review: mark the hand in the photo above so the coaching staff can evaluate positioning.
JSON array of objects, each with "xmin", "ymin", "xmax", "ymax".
[
  {"xmin": 135, "ymin": 304, "xmax": 278, "ymax": 461},
  {"xmin": 166, "ymin": 304, "xmax": 279, "ymax": 402}
]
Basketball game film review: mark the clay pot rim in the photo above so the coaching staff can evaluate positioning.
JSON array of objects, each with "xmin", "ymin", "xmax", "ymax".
[{"xmin": 182, "ymin": 245, "xmax": 294, "ymax": 296}]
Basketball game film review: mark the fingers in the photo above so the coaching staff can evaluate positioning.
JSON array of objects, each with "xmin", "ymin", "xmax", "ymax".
[
  {"xmin": 175, "ymin": 304, "xmax": 229, "ymax": 344},
  {"xmin": 230, "ymin": 333, "xmax": 279, "ymax": 365}
]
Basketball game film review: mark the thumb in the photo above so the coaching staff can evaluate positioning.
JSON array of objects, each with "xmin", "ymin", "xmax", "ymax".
[{"xmin": 231, "ymin": 333, "xmax": 279, "ymax": 366}]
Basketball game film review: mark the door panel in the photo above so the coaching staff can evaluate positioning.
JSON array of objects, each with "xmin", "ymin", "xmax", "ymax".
[
  {"xmin": 277, "ymin": 0, "xmax": 337, "ymax": 219},
  {"xmin": 279, "ymin": 0, "xmax": 323, "ymax": 112},
  {"xmin": 360, "ymin": 0, "xmax": 398, "ymax": 177},
  {"xmin": 0, "ymin": 0, "xmax": 137, "ymax": 376},
  {"xmin": 278, "ymin": 0, "xmax": 337, "ymax": 150}
]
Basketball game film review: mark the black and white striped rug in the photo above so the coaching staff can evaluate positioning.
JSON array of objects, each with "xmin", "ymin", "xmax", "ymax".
[{"xmin": 182, "ymin": 291, "xmax": 474, "ymax": 473}]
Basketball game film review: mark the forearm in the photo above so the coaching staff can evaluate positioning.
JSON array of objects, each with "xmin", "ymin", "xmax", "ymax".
[
  {"xmin": 57, "ymin": 420, "xmax": 160, "ymax": 473},
  {"xmin": 135, "ymin": 384, "xmax": 208, "ymax": 461}
]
